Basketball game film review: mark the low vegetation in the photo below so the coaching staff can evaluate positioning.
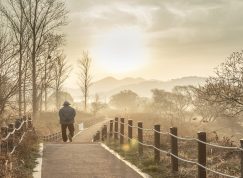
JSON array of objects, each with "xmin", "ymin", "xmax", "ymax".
[
  {"xmin": 0, "ymin": 131, "xmax": 39, "ymax": 178},
  {"xmin": 104, "ymin": 113, "xmax": 241, "ymax": 178}
]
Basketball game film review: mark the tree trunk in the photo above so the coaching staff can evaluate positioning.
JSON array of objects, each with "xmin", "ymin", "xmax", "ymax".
[
  {"xmin": 45, "ymin": 86, "xmax": 47, "ymax": 111},
  {"xmin": 18, "ymin": 53, "xmax": 23, "ymax": 117},
  {"xmin": 18, "ymin": 9, "xmax": 24, "ymax": 117},
  {"xmin": 40, "ymin": 85, "xmax": 43, "ymax": 112},
  {"xmin": 44, "ymin": 61, "xmax": 47, "ymax": 111},
  {"xmin": 56, "ymin": 89, "xmax": 59, "ymax": 110},
  {"xmin": 32, "ymin": 34, "xmax": 37, "ymax": 119},
  {"xmin": 23, "ymin": 69, "xmax": 27, "ymax": 115}
]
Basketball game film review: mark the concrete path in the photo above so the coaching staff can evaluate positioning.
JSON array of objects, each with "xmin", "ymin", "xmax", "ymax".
[
  {"xmin": 42, "ymin": 143, "xmax": 142, "ymax": 178},
  {"xmin": 41, "ymin": 119, "xmax": 143, "ymax": 178}
]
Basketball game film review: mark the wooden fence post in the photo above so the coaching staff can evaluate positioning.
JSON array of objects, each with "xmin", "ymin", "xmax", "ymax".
[
  {"xmin": 198, "ymin": 132, "xmax": 206, "ymax": 178},
  {"xmin": 114, "ymin": 117, "xmax": 118, "ymax": 140},
  {"xmin": 170, "ymin": 127, "xmax": 178, "ymax": 172},
  {"xmin": 128, "ymin": 120, "xmax": 133, "ymax": 143},
  {"xmin": 97, "ymin": 131, "xmax": 100, "ymax": 141},
  {"xmin": 120, "ymin": 118, "xmax": 125, "ymax": 145},
  {"xmin": 240, "ymin": 139, "xmax": 243, "ymax": 178},
  {"xmin": 23, "ymin": 116, "xmax": 27, "ymax": 131},
  {"xmin": 154, "ymin": 124, "xmax": 160, "ymax": 164},
  {"xmin": 15, "ymin": 119, "xmax": 21, "ymax": 139},
  {"xmin": 1, "ymin": 126, "xmax": 8, "ymax": 155},
  {"xmin": 8, "ymin": 123, "xmax": 15, "ymax": 152},
  {"xmin": 104, "ymin": 125, "xmax": 107, "ymax": 140},
  {"xmin": 101, "ymin": 126, "xmax": 105, "ymax": 141},
  {"xmin": 28, "ymin": 116, "xmax": 32, "ymax": 129},
  {"xmin": 138, "ymin": 122, "xmax": 143, "ymax": 156},
  {"xmin": 109, "ymin": 120, "xmax": 113, "ymax": 138}
]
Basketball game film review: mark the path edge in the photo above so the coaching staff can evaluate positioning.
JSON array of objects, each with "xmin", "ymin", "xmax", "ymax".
[
  {"xmin": 101, "ymin": 143, "xmax": 152, "ymax": 178},
  {"xmin": 33, "ymin": 143, "xmax": 44, "ymax": 178}
]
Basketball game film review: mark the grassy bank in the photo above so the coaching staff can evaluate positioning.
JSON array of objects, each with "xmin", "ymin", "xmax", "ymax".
[{"xmin": 0, "ymin": 131, "xmax": 39, "ymax": 178}]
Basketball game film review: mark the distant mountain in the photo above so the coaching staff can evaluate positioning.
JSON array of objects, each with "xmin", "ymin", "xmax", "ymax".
[
  {"xmin": 90, "ymin": 76, "xmax": 145, "ymax": 93},
  {"xmin": 65, "ymin": 76, "xmax": 207, "ymax": 101},
  {"xmin": 103, "ymin": 76, "xmax": 206, "ymax": 98}
]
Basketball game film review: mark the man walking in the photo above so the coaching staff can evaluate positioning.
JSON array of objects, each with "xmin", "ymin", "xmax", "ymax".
[{"xmin": 59, "ymin": 101, "xmax": 76, "ymax": 142}]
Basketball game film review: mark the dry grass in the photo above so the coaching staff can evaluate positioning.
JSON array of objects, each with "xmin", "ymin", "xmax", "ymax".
[
  {"xmin": 0, "ymin": 131, "xmax": 39, "ymax": 178},
  {"xmin": 105, "ymin": 112, "xmax": 241, "ymax": 178},
  {"xmin": 34, "ymin": 111, "xmax": 105, "ymax": 136}
]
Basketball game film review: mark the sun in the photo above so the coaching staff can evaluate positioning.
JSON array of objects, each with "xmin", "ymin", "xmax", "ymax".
[{"xmin": 92, "ymin": 27, "xmax": 147, "ymax": 74}]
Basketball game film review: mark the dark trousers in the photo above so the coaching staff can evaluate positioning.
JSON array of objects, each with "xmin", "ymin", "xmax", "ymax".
[{"xmin": 61, "ymin": 124, "xmax": 75, "ymax": 142}]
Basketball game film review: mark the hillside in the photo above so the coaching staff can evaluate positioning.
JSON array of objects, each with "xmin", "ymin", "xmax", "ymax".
[{"xmin": 65, "ymin": 76, "xmax": 206, "ymax": 101}]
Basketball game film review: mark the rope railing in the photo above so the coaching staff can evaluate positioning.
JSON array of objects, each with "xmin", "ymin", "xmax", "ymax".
[
  {"xmin": 1, "ymin": 120, "xmax": 27, "ymax": 141},
  {"xmin": 130, "ymin": 120, "xmax": 242, "ymax": 150},
  {"xmin": 0, "ymin": 116, "xmax": 34, "ymax": 177},
  {"xmin": 169, "ymin": 152, "xmax": 238, "ymax": 178},
  {"xmin": 41, "ymin": 132, "xmax": 62, "ymax": 142},
  {"xmin": 9, "ymin": 132, "xmax": 26, "ymax": 155},
  {"xmin": 1, "ymin": 116, "xmax": 33, "ymax": 155},
  {"xmin": 93, "ymin": 118, "xmax": 243, "ymax": 178}
]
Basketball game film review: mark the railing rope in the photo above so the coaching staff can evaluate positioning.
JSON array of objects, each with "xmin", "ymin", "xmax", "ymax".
[{"xmin": 8, "ymin": 123, "xmax": 14, "ymax": 152}]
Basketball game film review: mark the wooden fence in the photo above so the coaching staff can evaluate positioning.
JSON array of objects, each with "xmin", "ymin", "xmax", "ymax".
[
  {"xmin": 41, "ymin": 132, "xmax": 62, "ymax": 142},
  {"xmin": 0, "ymin": 116, "xmax": 33, "ymax": 176},
  {"xmin": 93, "ymin": 117, "xmax": 243, "ymax": 178}
]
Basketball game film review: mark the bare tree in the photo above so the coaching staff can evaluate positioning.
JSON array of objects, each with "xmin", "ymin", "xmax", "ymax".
[
  {"xmin": 0, "ymin": 27, "xmax": 18, "ymax": 115},
  {"xmin": 110, "ymin": 90, "xmax": 138, "ymax": 112},
  {"xmin": 17, "ymin": 0, "xmax": 68, "ymax": 118},
  {"xmin": 172, "ymin": 86, "xmax": 194, "ymax": 122},
  {"xmin": 91, "ymin": 94, "xmax": 106, "ymax": 116},
  {"xmin": 53, "ymin": 52, "xmax": 70, "ymax": 110},
  {"xmin": 36, "ymin": 34, "xmax": 64, "ymax": 111},
  {"xmin": 78, "ymin": 51, "xmax": 92, "ymax": 111},
  {"xmin": 197, "ymin": 50, "xmax": 243, "ymax": 120},
  {"xmin": 0, "ymin": 0, "xmax": 30, "ymax": 117}
]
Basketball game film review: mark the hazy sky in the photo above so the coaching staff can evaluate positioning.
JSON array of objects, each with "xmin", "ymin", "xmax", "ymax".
[{"xmin": 63, "ymin": 0, "xmax": 243, "ymax": 87}]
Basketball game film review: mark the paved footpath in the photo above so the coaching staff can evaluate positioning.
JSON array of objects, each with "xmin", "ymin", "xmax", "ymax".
[{"xmin": 41, "ymin": 119, "xmax": 143, "ymax": 178}]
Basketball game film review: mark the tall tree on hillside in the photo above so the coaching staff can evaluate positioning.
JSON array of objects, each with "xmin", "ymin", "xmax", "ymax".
[
  {"xmin": 78, "ymin": 51, "xmax": 92, "ymax": 111},
  {"xmin": 17, "ymin": 0, "xmax": 67, "ymax": 118}
]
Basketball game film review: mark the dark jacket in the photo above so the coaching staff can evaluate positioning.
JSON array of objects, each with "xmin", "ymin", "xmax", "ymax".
[{"xmin": 59, "ymin": 105, "xmax": 76, "ymax": 124}]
